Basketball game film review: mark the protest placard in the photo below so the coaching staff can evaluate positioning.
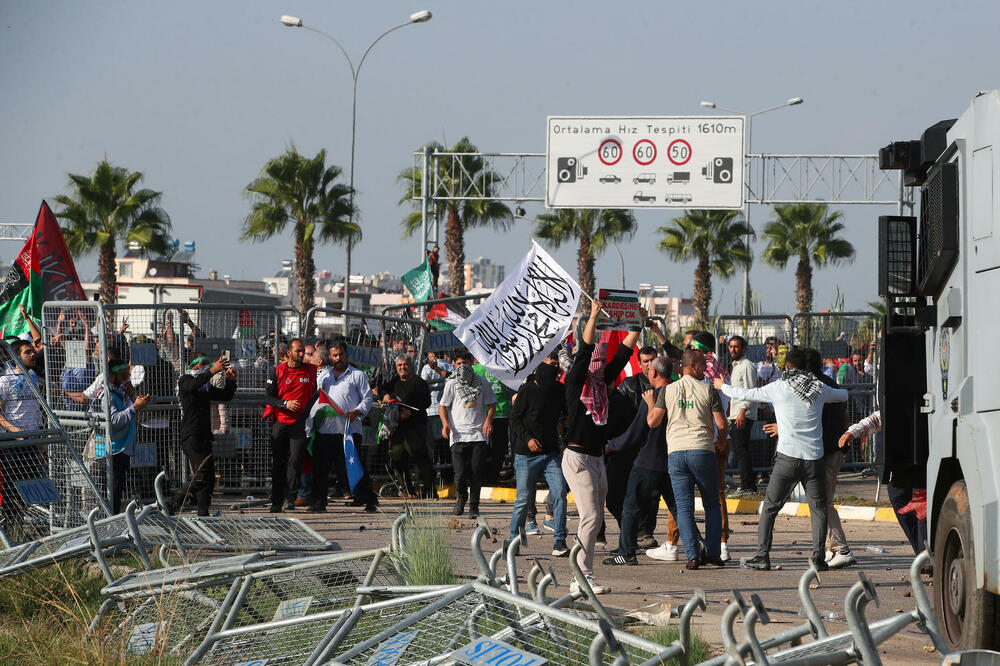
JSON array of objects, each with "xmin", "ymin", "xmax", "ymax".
[{"xmin": 597, "ymin": 288, "xmax": 642, "ymax": 331}]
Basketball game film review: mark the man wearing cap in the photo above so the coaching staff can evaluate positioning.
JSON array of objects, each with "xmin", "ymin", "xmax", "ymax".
[
  {"xmin": 170, "ymin": 353, "xmax": 237, "ymax": 515},
  {"xmin": 105, "ymin": 359, "xmax": 151, "ymax": 513}
]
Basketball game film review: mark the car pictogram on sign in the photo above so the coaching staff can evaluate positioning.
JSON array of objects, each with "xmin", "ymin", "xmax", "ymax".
[
  {"xmin": 599, "ymin": 174, "xmax": 622, "ymax": 184},
  {"xmin": 633, "ymin": 191, "xmax": 656, "ymax": 203},
  {"xmin": 633, "ymin": 173, "xmax": 656, "ymax": 185}
]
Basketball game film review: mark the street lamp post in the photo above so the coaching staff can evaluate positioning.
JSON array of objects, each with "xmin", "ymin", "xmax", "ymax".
[
  {"xmin": 699, "ymin": 97, "xmax": 803, "ymax": 316},
  {"xmin": 280, "ymin": 11, "xmax": 432, "ymax": 316}
]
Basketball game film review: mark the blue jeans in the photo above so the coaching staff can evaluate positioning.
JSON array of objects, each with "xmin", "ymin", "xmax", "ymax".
[
  {"xmin": 668, "ymin": 449, "xmax": 721, "ymax": 561},
  {"xmin": 510, "ymin": 453, "xmax": 567, "ymax": 542},
  {"xmin": 618, "ymin": 466, "xmax": 675, "ymax": 558}
]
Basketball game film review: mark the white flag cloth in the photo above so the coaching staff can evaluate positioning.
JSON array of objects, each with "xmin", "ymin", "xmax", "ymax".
[{"xmin": 454, "ymin": 240, "xmax": 581, "ymax": 389}]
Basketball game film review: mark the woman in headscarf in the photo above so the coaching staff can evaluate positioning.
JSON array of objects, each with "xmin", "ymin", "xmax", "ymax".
[{"xmin": 561, "ymin": 299, "xmax": 641, "ymax": 595}]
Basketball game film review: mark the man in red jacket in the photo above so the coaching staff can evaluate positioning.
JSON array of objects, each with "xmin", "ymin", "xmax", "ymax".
[{"xmin": 265, "ymin": 338, "xmax": 317, "ymax": 512}]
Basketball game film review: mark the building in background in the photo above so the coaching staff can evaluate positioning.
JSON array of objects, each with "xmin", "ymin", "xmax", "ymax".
[{"xmin": 638, "ymin": 284, "xmax": 695, "ymax": 334}]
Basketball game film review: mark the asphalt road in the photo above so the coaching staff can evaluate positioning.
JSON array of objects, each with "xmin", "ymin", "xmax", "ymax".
[{"xmin": 244, "ymin": 496, "xmax": 943, "ymax": 665}]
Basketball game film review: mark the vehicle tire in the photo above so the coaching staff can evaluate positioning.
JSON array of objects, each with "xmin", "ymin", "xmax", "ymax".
[{"xmin": 933, "ymin": 480, "xmax": 1000, "ymax": 650}]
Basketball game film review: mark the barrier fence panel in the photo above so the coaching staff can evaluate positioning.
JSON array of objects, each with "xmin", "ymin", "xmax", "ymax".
[
  {"xmin": 716, "ymin": 315, "xmax": 795, "ymax": 477},
  {"xmin": 794, "ymin": 311, "xmax": 881, "ymax": 471}
]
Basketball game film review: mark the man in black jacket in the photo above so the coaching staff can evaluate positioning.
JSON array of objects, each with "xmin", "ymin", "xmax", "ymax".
[
  {"xmin": 509, "ymin": 352, "xmax": 569, "ymax": 556},
  {"xmin": 170, "ymin": 353, "xmax": 237, "ymax": 515}
]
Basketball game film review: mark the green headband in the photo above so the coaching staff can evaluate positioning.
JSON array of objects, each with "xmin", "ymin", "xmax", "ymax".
[
  {"xmin": 689, "ymin": 340, "xmax": 711, "ymax": 353},
  {"xmin": 110, "ymin": 362, "xmax": 130, "ymax": 373},
  {"xmin": 188, "ymin": 355, "xmax": 208, "ymax": 368}
]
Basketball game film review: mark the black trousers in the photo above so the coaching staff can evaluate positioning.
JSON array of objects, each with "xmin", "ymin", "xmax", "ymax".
[
  {"xmin": 269, "ymin": 421, "xmax": 307, "ymax": 508},
  {"xmin": 173, "ymin": 437, "xmax": 215, "ymax": 516},
  {"xmin": 485, "ymin": 418, "xmax": 510, "ymax": 483},
  {"xmin": 757, "ymin": 453, "xmax": 829, "ymax": 561},
  {"xmin": 110, "ymin": 452, "xmax": 130, "ymax": 514},
  {"xmin": 312, "ymin": 432, "xmax": 376, "ymax": 508},
  {"xmin": 451, "ymin": 441, "xmax": 487, "ymax": 506},
  {"xmin": 388, "ymin": 425, "xmax": 435, "ymax": 497},
  {"xmin": 729, "ymin": 419, "xmax": 757, "ymax": 490},
  {"xmin": 619, "ymin": 466, "xmax": 676, "ymax": 557}
]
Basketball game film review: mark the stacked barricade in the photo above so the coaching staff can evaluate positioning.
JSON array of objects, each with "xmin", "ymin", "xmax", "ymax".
[
  {"xmin": 794, "ymin": 312, "xmax": 881, "ymax": 471},
  {"xmin": 0, "ymin": 333, "xmax": 108, "ymax": 542},
  {"xmin": 715, "ymin": 315, "xmax": 795, "ymax": 480}
]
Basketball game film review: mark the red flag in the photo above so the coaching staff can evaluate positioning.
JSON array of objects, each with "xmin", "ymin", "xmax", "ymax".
[
  {"xmin": 0, "ymin": 201, "xmax": 85, "ymax": 336},
  {"xmin": 600, "ymin": 329, "xmax": 640, "ymax": 388}
]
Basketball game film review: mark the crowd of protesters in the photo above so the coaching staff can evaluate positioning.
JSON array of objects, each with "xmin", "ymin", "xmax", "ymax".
[{"xmin": 0, "ymin": 303, "xmax": 927, "ymax": 597}]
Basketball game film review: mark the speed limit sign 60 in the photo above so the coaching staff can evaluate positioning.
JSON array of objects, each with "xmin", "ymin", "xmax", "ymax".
[
  {"xmin": 632, "ymin": 140, "xmax": 656, "ymax": 166},
  {"xmin": 599, "ymin": 139, "xmax": 622, "ymax": 166}
]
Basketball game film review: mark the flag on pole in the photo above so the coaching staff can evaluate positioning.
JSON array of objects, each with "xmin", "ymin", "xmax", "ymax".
[
  {"xmin": 0, "ymin": 201, "xmax": 85, "ymax": 338},
  {"xmin": 303, "ymin": 390, "xmax": 365, "ymax": 491},
  {"xmin": 425, "ymin": 300, "xmax": 470, "ymax": 331},
  {"xmin": 401, "ymin": 258, "xmax": 433, "ymax": 302},
  {"xmin": 455, "ymin": 240, "xmax": 581, "ymax": 390}
]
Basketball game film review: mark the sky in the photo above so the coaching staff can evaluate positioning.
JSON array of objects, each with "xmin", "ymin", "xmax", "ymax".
[{"xmin": 2, "ymin": 1, "xmax": 999, "ymax": 315}]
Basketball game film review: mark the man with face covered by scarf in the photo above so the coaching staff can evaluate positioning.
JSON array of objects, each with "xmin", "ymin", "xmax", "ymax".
[
  {"xmin": 439, "ymin": 350, "xmax": 496, "ymax": 517},
  {"xmin": 170, "ymin": 352, "xmax": 237, "ymax": 515},
  {"xmin": 562, "ymin": 299, "xmax": 641, "ymax": 595}
]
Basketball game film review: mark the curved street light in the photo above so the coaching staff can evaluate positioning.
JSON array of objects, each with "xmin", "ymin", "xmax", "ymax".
[
  {"xmin": 699, "ymin": 96, "xmax": 804, "ymax": 316},
  {"xmin": 281, "ymin": 11, "xmax": 432, "ymax": 314}
]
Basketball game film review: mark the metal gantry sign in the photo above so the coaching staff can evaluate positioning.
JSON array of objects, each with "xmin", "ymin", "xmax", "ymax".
[{"xmin": 545, "ymin": 115, "xmax": 745, "ymax": 209}]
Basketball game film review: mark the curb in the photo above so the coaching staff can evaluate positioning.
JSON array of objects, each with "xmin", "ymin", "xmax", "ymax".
[{"xmin": 470, "ymin": 486, "xmax": 897, "ymax": 522}]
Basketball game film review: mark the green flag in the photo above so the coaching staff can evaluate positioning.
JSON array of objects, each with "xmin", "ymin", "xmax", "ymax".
[{"xmin": 401, "ymin": 258, "xmax": 433, "ymax": 302}]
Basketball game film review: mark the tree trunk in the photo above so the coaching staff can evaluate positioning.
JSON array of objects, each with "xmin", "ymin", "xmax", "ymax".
[
  {"xmin": 693, "ymin": 253, "xmax": 712, "ymax": 329},
  {"xmin": 796, "ymin": 255, "xmax": 813, "ymax": 314},
  {"xmin": 98, "ymin": 238, "xmax": 117, "ymax": 305},
  {"xmin": 577, "ymin": 235, "xmax": 595, "ymax": 312},
  {"xmin": 294, "ymin": 221, "xmax": 315, "ymax": 316},
  {"xmin": 445, "ymin": 206, "xmax": 465, "ymax": 296}
]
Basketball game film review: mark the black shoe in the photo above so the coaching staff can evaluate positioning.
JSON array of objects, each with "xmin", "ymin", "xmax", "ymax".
[
  {"xmin": 552, "ymin": 541, "xmax": 569, "ymax": 557},
  {"xmin": 364, "ymin": 503, "xmax": 379, "ymax": 513},
  {"xmin": 469, "ymin": 505, "xmax": 480, "ymax": 519},
  {"xmin": 697, "ymin": 540, "xmax": 706, "ymax": 565},
  {"xmin": 269, "ymin": 505, "xmax": 282, "ymax": 513},
  {"xmin": 636, "ymin": 535, "xmax": 658, "ymax": 550},
  {"xmin": 743, "ymin": 554, "xmax": 771, "ymax": 571},
  {"xmin": 306, "ymin": 504, "xmax": 325, "ymax": 513},
  {"xmin": 811, "ymin": 558, "xmax": 829, "ymax": 572},
  {"xmin": 283, "ymin": 500, "xmax": 296, "ymax": 511},
  {"xmin": 603, "ymin": 554, "xmax": 638, "ymax": 566},
  {"xmin": 453, "ymin": 500, "xmax": 465, "ymax": 516},
  {"xmin": 347, "ymin": 498, "xmax": 365, "ymax": 507},
  {"xmin": 703, "ymin": 555, "xmax": 726, "ymax": 567},
  {"xmin": 685, "ymin": 559, "xmax": 700, "ymax": 570}
]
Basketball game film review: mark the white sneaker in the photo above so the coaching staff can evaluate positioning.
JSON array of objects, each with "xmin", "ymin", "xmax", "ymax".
[
  {"xmin": 645, "ymin": 543, "xmax": 679, "ymax": 562},
  {"xmin": 720, "ymin": 542, "xmax": 731, "ymax": 562},
  {"xmin": 828, "ymin": 552, "xmax": 857, "ymax": 569},
  {"xmin": 570, "ymin": 575, "xmax": 610, "ymax": 595},
  {"xmin": 825, "ymin": 550, "xmax": 835, "ymax": 563}
]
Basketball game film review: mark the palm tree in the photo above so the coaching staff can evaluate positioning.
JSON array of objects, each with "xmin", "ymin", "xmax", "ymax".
[
  {"xmin": 761, "ymin": 203, "xmax": 855, "ymax": 313},
  {"xmin": 398, "ymin": 137, "xmax": 513, "ymax": 296},
  {"xmin": 53, "ymin": 160, "xmax": 172, "ymax": 304},
  {"xmin": 242, "ymin": 147, "xmax": 357, "ymax": 314},
  {"xmin": 657, "ymin": 209, "xmax": 752, "ymax": 328},
  {"xmin": 534, "ymin": 209, "xmax": 637, "ymax": 308}
]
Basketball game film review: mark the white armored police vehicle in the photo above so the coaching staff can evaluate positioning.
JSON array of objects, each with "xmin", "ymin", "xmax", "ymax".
[{"xmin": 878, "ymin": 90, "xmax": 1000, "ymax": 649}]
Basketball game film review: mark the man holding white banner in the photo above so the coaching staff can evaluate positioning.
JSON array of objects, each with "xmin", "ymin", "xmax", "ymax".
[{"xmin": 454, "ymin": 241, "xmax": 582, "ymax": 391}]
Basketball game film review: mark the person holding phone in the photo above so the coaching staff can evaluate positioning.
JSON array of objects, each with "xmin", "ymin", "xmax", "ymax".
[{"xmin": 169, "ymin": 352, "xmax": 237, "ymax": 515}]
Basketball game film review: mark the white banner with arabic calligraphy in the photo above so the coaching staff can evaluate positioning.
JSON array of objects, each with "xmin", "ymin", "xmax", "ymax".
[{"xmin": 454, "ymin": 241, "xmax": 581, "ymax": 390}]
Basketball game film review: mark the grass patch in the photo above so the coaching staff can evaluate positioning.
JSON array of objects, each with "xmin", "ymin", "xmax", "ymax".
[
  {"xmin": 0, "ymin": 551, "xmax": 180, "ymax": 664},
  {"xmin": 639, "ymin": 623, "xmax": 714, "ymax": 664},
  {"xmin": 390, "ymin": 508, "xmax": 458, "ymax": 585}
]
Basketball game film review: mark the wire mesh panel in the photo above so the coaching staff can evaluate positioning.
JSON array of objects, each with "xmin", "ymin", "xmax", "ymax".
[
  {"xmin": 0, "ymin": 332, "xmax": 106, "ymax": 542},
  {"xmin": 793, "ymin": 312, "xmax": 880, "ymax": 470},
  {"xmin": 330, "ymin": 583, "xmax": 674, "ymax": 666},
  {"xmin": 181, "ymin": 515, "xmax": 336, "ymax": 552},
  {"xmin": 716, "ymin": 315, "xmax": 795, "ymax": 476},
  {"xmin": 102, "ymin": 550, "xmax": 282, "ymax": 599}
]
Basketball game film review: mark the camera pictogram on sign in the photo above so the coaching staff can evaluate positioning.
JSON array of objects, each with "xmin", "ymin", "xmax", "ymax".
[
  {"xmin": 701, "ymin": 157, "xmax": 734, "ymax": 184},
  {"xmin": 556, "ymin": 156, "xmax": 588, "ymax": 183}
]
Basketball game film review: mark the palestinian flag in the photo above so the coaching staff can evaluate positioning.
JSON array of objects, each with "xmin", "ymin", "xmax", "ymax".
[
  {"xmin": 233, "ymin": 306, "xmax": 254, "ymax": 339},
  {"xmin": 426, "ymin": 301, "xmax": 470, "ymax": 331},
  {"xmin": 0, "ymin": 202, "xmax": 85, "ymax": 338},
  {"xmin": 302, "ymin": 390, "xmax": 365, "ymax": 491},
  {"xmin": 600, "ymin": 329, "xmax": 640, "ymax": 389}
]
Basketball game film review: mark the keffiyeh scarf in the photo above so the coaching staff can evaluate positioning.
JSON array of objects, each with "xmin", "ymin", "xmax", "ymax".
[
  {"xmin": 453, "ymin": 365, "xmax": 482, "ymax": 406},
  {"xmin": 782, "ymin": 369, "xmax": 823, "ymax": 404},
  {"xmin": 580, "ymin": 345, "xmax": 609, "ymax": 425}
]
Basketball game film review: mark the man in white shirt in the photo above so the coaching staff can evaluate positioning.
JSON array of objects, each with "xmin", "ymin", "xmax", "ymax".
[
  {"xmin": 439, "ymin": 349, "xmax": 496, "ymax": 518},
  {"xmin": 312, "ymin": 340, "xmax": 376, "ymax": 513},
  {"xmin": 714, "ymin": 348, "xmax": 848, "ymax": 571},
  {"xmin": 726, "ymin": 336, "xmax": 759, "ymax": 497}
]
